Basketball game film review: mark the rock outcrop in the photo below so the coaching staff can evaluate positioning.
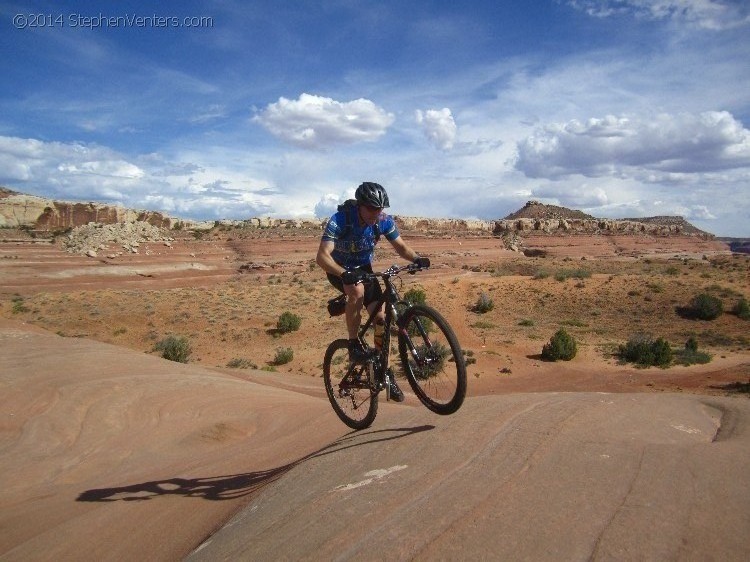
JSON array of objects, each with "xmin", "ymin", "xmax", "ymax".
[
  {"xmin": 0, "ymin": 188, "xmax": 716, "ymax": 245},
  {"xmin": 63, "ymin": 222, "xmax": 173, "ymax": 257},
  {"xmin": 0, "ymin": 188, "xmax": 173, "ymax": 230}
]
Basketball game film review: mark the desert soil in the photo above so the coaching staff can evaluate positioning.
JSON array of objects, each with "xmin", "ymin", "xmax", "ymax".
[
  {"xmin": 2, "ymin": 227, "xmax": 748, "ymax": 395},
  {"xmin": 1, "ymin": 226, "xmax": 749, "ymax": 560}
]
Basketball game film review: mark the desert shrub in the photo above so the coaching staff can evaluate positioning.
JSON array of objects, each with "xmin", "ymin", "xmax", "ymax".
[
  {"xmin": 462, "ymin": 349, "xmax": 476, "ymax": 366},
  {"xmin": 473, "ymin": 292, "xmax": 494, "ymax": 313},
  {"xmin": 532, "ymin": 269, "xmax": 550, "ymax": 280},
  {"xmin": 404, "ymin": 287, "xmax": 427, "ymax": 305},
  {"xmin": 226, "ymin": 358, "xmax": 257, "ymax": 369},
  {"xmin": 541, "ymin": 328, "xmax": 577, "ymax": 361},
  {"xmin": 11, "ymin": 296, "xmax": 29, "ymax": 314},
  {"xmin": 646, "ymin": 282, "xmax": 664, "ymax": 293},
  {"xmin": 685, "ymin": 336, "xmax": 698, "ymax": 352},
  {"xmin": 733, "ymin": 297, "xmax": 750, "ymax": 320},
  {"xmin": 674, "ymin": 337, "xmax": 711, "ymax": 366},
  {"xmin": 683, "ymin": 293, "xmax": 723, "ymax": 320},
  {"xmin": 154, "ymin": 335, "xmax": 191, "ymax": 363},
  {"xmin": 518, "ymin": 319, "xmax": 535, "ymax": 326},
  {"xmin": 554, "ymin": 268, "xmax": 591, "ymax": 282},
  {"xmin": 272, "ymin": 347, "xmax": 294, "ymax": 365},
  {"xmin": 618, "ymin": 334, "xmax": 672, "ymax": 367},
  {"xmin": 276, "ymin": 311, "xmax": 302, "ymax": 333}
]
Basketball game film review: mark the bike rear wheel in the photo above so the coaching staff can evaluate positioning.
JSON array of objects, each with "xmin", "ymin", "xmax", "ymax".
[
  {"xmin": 323, "ymin": 339, "xmax": 378, "ymax": 430},
  {"xmin": 398, "ymin": 304, "xmax": 466, "ymax": 415}
]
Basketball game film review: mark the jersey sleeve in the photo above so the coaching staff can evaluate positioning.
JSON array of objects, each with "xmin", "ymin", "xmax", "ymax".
[
  {"xmin": 321, "ymin": 211, "xmax": 344, "ymax": 242},
  {"xmin": 380, "ymin": 215, "xmax": 399, "ymax": 241}
]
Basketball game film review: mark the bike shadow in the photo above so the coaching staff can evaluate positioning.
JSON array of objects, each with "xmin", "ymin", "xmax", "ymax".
[{"xmin": 76, "ymin": 424, "xmax": 435, "ymax": 503}]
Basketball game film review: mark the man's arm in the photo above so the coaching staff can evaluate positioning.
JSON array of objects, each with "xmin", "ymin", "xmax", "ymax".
[
  {"xmin": 316, "ymin": 239, "xmax": 345, "ymax": 277},
  {"xmin": 388, "ymin": 235, "xmax": 420, "ymax": 262}
]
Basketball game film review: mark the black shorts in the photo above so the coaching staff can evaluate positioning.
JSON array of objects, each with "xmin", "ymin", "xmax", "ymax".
[{"xmin": 327, "ymin": 264, "xmax": 383, "ymax": 307}]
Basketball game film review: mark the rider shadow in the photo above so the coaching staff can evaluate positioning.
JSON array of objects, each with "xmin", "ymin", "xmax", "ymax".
[
  {"xmin": 76, "ymin": 424, "xmax": 435, "ymax": 503},
  {"xmin": 76, "ymin": 466, "xmax": 292, "ymax": 502}
]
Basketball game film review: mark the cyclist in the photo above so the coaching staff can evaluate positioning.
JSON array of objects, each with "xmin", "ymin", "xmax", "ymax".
[{"xmin": 316, "ymin": 182, "xmax": 429, "ymax": 402}]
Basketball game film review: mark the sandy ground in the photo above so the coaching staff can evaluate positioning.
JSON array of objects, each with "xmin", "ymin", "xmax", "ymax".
[{"xmin": 1, "ymin": 227, "xmax": 749, "ymax": 560}]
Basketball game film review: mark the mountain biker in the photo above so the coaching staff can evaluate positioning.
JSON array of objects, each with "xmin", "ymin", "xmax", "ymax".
[{"xmin": 316, "ymin": 182, "xmax": 429, "ymax": 402}]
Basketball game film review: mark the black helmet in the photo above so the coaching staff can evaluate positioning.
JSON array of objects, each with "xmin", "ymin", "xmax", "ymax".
[{"xmin": 355, "ymin": 182, "xmax": 390, "ymax": 208}]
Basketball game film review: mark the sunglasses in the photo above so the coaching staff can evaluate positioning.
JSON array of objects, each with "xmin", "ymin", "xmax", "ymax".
[{"xmin": 362, "ymin": 204, "xmax": 383, "ymax": 213}]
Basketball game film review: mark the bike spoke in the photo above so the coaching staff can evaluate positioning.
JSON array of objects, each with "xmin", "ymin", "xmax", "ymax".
[{"xmin": 399, "ymin": 305, "xmax": 466, "ymax": 415}]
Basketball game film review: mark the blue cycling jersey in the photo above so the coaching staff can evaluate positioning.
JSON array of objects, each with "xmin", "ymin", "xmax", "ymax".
[{"xmin": 322, "ymin": 205, "xmax": 399, "ymax": 269}]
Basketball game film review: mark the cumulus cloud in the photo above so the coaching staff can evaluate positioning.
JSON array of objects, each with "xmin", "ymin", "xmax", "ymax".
[
  {"xmin": 0, "ymin": 136, "xmax": 146, "ymax": 196},
  {"xmin": 565, "ymin": 0, "xmax": 750, "ymax": 30},
  {"xmin": 531, "ymin": 184, "xmax": 610, "ymax": 208},
  {"xmin": 57, "ymin": 160, "xmax": 144, "ymax": 179},
  {"xmin": 0, "ymin": 135, "xmax": 280, "ymax": 219},
  {"xmin": 515, "ymin": 111, "xmax": 750, "ymax": 179},
  {"xmin": 314, "ymin": 193, "xmax": 345, "ymax": 219},
  {"xmin": 253, "ymin": 93, "xmax": 395, "ymax": 149},
  {"xmin": 687, "ymin": 205, "xmax": 716, "ymax": 220},
  {"xmin": 415, "ymin": 108, "xmax": 457, "ymax": 150}
]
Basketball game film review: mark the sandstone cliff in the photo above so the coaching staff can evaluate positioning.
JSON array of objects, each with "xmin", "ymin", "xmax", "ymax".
[
  {"xmin": 0, "ymin": 187, "xmax": 173, "ymax": 229},
  {"xmin": 0, "ymin": 187, "xmax": 715, "ymax": 242}
]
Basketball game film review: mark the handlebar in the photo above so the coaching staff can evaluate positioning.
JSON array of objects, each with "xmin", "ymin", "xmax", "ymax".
[{"xmin": 362, "ymin": 262, "xmax": 428, "ymax": 281}]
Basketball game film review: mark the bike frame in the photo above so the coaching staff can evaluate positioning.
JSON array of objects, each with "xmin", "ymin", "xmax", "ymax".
[{"xmin": 354, "ymin": 264, "xmax": 426, "ymax": 395}]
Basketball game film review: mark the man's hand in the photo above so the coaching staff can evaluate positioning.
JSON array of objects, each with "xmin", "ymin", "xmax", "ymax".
[
  {"xmin": 413, "ymin": 256, "xmax": 430, "ymax": 269},
  {"xmin": 341, "ymin": 269, "xmax": 364, "ymax": 285}
]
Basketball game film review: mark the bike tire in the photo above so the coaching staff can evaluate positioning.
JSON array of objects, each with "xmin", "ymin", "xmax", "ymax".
[
  {"xmin": 323, "ymin": 339, "xmax": 378, "ymax": 430},
  {"xmin": 398, "ymin": 304, "xmax": 467, "ymax": 415}
]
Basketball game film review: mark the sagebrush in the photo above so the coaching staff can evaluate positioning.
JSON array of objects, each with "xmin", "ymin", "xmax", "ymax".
[
  {"xmin": 273, "ymin": 347, "xmax": 294, "ymax": 365},
  {"xmin": 277, "ymin": 311, "xmax": 302, "ymax": 333},
  {"xmin": 541, "ymin": 328, "xmax": 577, "ymax": 361},
  {"xmin": 619, "ymin": 334, "xmax": 672, "ymax": 367},
  {"xmin": 154, "ymin": 335, "xmax": 191, "ymax": 363}
]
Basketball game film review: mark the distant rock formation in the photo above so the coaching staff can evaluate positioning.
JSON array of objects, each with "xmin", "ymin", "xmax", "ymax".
[
  {"xmin": 491, "ymin": 200, "xmax": 714, "ymax": 240},
  {"xmin": 0, "ymin": 188, "xmax": 716, "ymax": 243},
  {"xmin": 0, "ymin": 187, "xmax": 173, "ymax": 229},
  {"xmin": 63, "ymin": 222, "xmax": 174, "ymax": 256},
  {"xmin": 503, "ymin": 200, "xmax": 595, "ymax": 221}
]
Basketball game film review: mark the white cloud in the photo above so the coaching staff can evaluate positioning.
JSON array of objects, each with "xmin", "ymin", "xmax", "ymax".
[
  {"xmin": 0, "ymin": 135, "xmax": 280, "ymax": 219},
  {"xmin": 415, "ymin": 108, "xmax": 457, "ymax": 150},
  {"xmin": 515, "ymin": 111, "xmax": 750, "ymax": 179},
  {"xmin": 0, "ymin": 136, "xmax": 145, "ymax": 192},
  {"xmin": 57, "ymin": 160, "xmax": 144, "ymax": 179},
  {"xmin": 314, "ymin": 193, "xmax": 346, "ymax": 219},
  {"xmin": 687, "ymin": 205, "xmax": 716, "ymax": 219},
  {"xmin": 253, "ymin": 93, "xmax": 395, "ymax": 149},
  {"xmin": 531, "ymin": 184, "xmax": 610, "ymax": 208},
  {"xmin": 566, "ymin": 0, "xmax": 750, "ymax": 30}
]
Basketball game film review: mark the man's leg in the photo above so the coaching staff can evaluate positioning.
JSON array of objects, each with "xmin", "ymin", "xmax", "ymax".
[
  {"xmin": 343, "ymin": 282, "xmax": 365, "ymax": 339},
  {"xmin": 368, "ymin": 302, "xmax": 386, "ymax": 349}
]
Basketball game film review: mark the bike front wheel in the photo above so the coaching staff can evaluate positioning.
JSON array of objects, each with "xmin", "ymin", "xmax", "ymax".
[
  {"xmin": 398, "ymin": 304, "xmax": 467, "ymax": 415},
  {"xmin": 323, "ymin": 339, "xmax": 378, "ymax": 430}
]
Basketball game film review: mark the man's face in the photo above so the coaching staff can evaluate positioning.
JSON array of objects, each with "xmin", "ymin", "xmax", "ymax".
[{"xmin": 359, "ymin": 204, "xmax": 383, "ymax": 226}]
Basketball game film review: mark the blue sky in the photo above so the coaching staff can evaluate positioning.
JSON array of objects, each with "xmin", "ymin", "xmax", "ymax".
[{"xmin": 1, "ymin": 0, "xmax": 749, "ymax": 236}]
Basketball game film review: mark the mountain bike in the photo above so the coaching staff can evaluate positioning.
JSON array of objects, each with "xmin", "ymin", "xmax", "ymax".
[{"xmin": 323, "ymin": 262, "xmax": 467, "ymax": 430}]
